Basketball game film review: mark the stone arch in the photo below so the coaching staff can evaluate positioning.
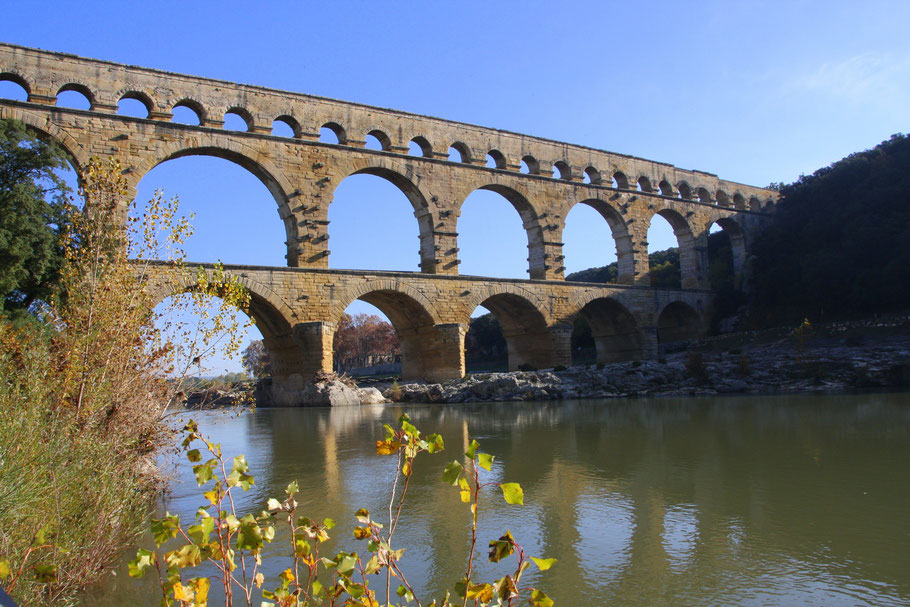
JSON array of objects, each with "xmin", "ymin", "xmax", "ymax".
[
  {"xmin": 637, "ymin": 175, "xmax": 653, "ymax": 192},
  {"xmin": 133, "ymin": 142, "xmax": 298, "ymax": 264},
  {"xmin": 487, "ymin": 149, "xmax": 507, "ymax": 169},
  {"xmin": 658, "ymin": 179, "xmax": 675, "ymax": 196},
  {"xmin": 0, "ymin": 71, "xmax": 31, "ymax": 97},
  {"xmin": 332, "ymin": 281, "xmax": 446, "ymax": 379},
  {"xmin": 613, "ymin": 171, "xmax": 630, "ymax": 189},
  {"xmin": 224, "ymin": 106, "xmax": 255, "ymax": 131},
  {"xmin": 656, "ymin": 300, "xmax": 703, "ymax": 345},
  {"xmin": 649, "ymin": 207, "xmax": 698, "ymax": 289},
  {"xmin": 467, "ymin": 286, "xmax": 554, "ymax": 371},
  {"xmin": 2, "ymin": 107, "xmax": 90, "ymax": 171},
  {"xmin": 409, "ymin": 135, "xmax": 433, "ymax": 157},
  {"xmin": 715, "ymin": 190, "xmax": 730, "ymax": 208},
  {"xmin": 459, "ymin": 183, "xmax": 548, "ymax": 279},
  {"xmin": 749, "ymin": 196, "xmax": 762, "ymax": 211},
  {"xmin": 707, "ymin": 214, "xmax": 747, "ymax": 284},
  {"xmin": 449, "ymin": 141, "xmax": 472, "ymax": 164},
  {"xmin": 677, "ymin": 182, "xmax": 693, "ymax": 200},
  {"xmin": 696, "ymin": 187, "xmax": 713, "ymax": 204},
  {"xmin": 571, "ymin": 198, "xmax": 635, "ymax": 283},
  {"xmin": 365, "ymin": 128, "xmax": 392, "ymax": 151},
  {"xmin": 571, "ymin": 295, "xmax": 644, "ymax": 363},
  {"xmin": 732, "ymin": 192, "xmax": 746, "ymax": 210},
  {"xmin": 116, "ymin": 89, "xmax": 155, "ymax": 116},
  {"xmin": 553, "ymin": 161, "xmax": 572, "ymax": 180},
  {"xmin": 55, "ymin": 81, "xmax": 95, "ymax": 108},
  {"xmin": 521, "ymin": 155, "xmax": 540, "ymax": 175},
  {"xmin": 146, "ymin": 267, "xmax": 308, "ymax": 387},
  {"xmin": 333, "ymin": 163, "xmax": 438, "ymax": 272},
  {"xmin": 583, "ymin": 166, "xmax": 602, "ymax": 184},
  {"xmin": 320, "ymin": 121, "xmax": 346, "ymax": 144},
  {"xmin": 172, "ymin": 98, "xmax": 207, "ymax": 124},
  {"xmin": 272, "ymin": 114, "xmax": 300, "ymax": 138}
]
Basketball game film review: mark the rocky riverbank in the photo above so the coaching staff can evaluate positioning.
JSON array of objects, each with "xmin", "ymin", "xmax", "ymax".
[
  {"xmin": 185, "ymin": 331, "xmax": 910, "ymax": 408},
  {"xmin": 371, "ymin": 334, "xmax": 910, "ymax": 404}
]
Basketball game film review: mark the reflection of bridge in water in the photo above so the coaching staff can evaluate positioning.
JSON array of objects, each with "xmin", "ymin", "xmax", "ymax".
[{"xmin": 0, "ymin": 43, "xmax": 778, "ymax": 404}]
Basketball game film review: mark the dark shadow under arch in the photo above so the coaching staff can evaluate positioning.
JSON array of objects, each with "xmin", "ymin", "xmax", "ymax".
[
  {"xmin": 576, "ymin": 298, "xmax": 643, "ymax": 362},
  {"xmin": 477, "ymin": 292, "xmax": 553, "ymax": 371},
  {"xmin": 657, "ymin": 301, "xmax": 702, "ymax": 345}
]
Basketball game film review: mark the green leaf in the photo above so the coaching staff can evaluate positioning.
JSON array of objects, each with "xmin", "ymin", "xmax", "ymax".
[
  {"xmin": 442, "ymin": 460, "xmax": 463, "ymax": 485},
  {"xmin": 397, "ymin": 584, "xmax": 415, "ymax": 602},
  {"xmin": 426, "ymin": 433, "xmax": 445, "ymax": 453},
  {"xmin": 500, "ymin": 482, "xmax": 524, "ymax": 505},
  {"xmin": 186, "ymin": 448, "xmax": 201, "ymax": 463},
  {"xmin": 530, "ymin": 588, "xmax": 555, "ymax": 607},
  {"xmin": 237, "ymin": 514, "xmax": 264, "ymax": 551},
  {"xmin": 488, "ymin": 530, "xmax": 515, "ymax": 563},
  {"xmin": 127, "ymin": 548, "xmax": 156, "ymax": 578},
  {"xmin": 150, "ymin": 513, "xmax": 180, "ymax": 547},
  {"xmin": 267, "ymin": 498, "xmax": 283, "ymax": 511},
  {"xmin": 323, "ymin": 517, "xmax": 336, "ymax": 529},
  {"xmin": 465, "ymin": 439, "xmax": 480, "ymax": 459},
  {"xmin": 355, "ymin": 508, "xmax": 370, "ymax": 523},
  {"xmin": 336, "ymin": 554, "xmax": 357, "ymax": 575},
  {"xmin": 32, "ymin": 563, "xmax": 56, "ymax": 583},
  {"xmin": 192, "ymin": 461, "xmax": 216, "ymax": 486},
  {"xmin": 285, "ymin": 480, "xmax": 299, "ymax": 497},
  {"xmin": 478, "ymin": 452, "xmax": 494, "ymax": 471},
  {"xmin": 187, "ymin": 517, "xmax": 214, "ymax": 545},
  {"xmin": 165, "ymin": 544, "xmax": 202, "ymax": 569},
  {"xmin": 531, "ymin": 557, "xmax": 557, "ymax": 571},
  {"xmin": 401, "ymin": 420, "xmax": 419, "ymax": 438},
  {"xmin": 231, "ymin": 454, "xmax": 249, "ymax": 475}
]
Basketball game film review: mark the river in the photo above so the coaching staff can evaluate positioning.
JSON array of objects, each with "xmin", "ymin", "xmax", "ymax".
[{"xmin": 85, "ymin": 392, "xmax": 910, "ymax": 606}]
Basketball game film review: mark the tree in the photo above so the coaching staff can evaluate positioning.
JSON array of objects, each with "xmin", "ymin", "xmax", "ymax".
[
  {"xmin": 241, "ymin": 339, "xmax": 271, "ymax": 378},
  {"xmin": 333, "ymin": 313, "xmax": 399, "ymax": 371},
  {"xmin": 0, "ymin": 119, "xmax": 72, "ymax": 315}
]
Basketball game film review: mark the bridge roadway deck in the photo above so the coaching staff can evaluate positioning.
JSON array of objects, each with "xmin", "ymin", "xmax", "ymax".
[{"xmin": 146, "ymin": 262, "xmax": 709, "ymax": 404}]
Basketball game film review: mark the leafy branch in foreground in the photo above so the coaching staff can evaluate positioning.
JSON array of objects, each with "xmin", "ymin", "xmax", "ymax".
[{"xmin": 130, "ymin": 415, "xmax": 556, "ymax": 606}]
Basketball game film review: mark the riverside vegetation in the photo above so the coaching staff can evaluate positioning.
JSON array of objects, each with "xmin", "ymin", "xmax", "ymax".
[{"xmin": 0, "ymin": 120, "xmax": 252, "ymax": 606}]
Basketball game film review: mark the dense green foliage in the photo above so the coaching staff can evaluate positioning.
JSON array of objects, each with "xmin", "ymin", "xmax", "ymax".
[
  {"xmin": 749, "ymin": 133, "xmax": 910, "ymax": 324},
  {"xmin": 0, "ymin": 120, "xmax": 71, "ymax": 316},
  {"xmin": 565, "ymin": 248, "xmax": 682, "ymax": 288}
]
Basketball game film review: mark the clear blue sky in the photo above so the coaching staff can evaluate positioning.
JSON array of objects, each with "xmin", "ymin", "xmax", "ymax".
[{"xmin": 3, "ymin": 1, "xmax": 908, "ymax": 373}]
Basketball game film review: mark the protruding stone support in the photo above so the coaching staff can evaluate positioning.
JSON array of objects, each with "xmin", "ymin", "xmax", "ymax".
[
  {"xmin": 638, "ymin": 326, "xmax": 659, "ymax": 360},
  {"xmin": 628, "ymin": 222, "xmax": 652, "ymax": 287},
  {"xmin": 502, "ymin": 327, "xmax": 554, "ymax": 371},
  {"xmin": 549, "ymin": 323, "xmax": 573, "ymax": 367},
  {"xmin": 291, "ymin": 321, "xmax": 336, "ymax": 377},
  {"xmin": 615, "ymin": 232, "xmax": 636, "ymax": 284},
  {"xmin": 430, "ymin": 323, "xmax": 467, "ymax": 380}
]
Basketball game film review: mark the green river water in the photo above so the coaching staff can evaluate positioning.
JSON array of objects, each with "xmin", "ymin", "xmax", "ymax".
[{"xmin": 86, "ymin": 392, "xmax": 910, "ymax": 606}]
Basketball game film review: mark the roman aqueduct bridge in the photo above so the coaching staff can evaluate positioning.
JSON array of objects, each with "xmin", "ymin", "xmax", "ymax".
[{"xmin": 0, "ymin": 43, "xmax": 777, "ymax": 404}]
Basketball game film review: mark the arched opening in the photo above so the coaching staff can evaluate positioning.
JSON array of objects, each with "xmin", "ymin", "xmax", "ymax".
[
  {"xmin": 715, "ymin": 190, "xmax": 731, "ymax": 208},
  {"xmin": 677, "ymin": 182, "xmax": 693, "ymax": 200},
  {"xmin": 134, "ymin": 154, "xmax": 288, "ymax": 266},
  {"xmin": 696, "ymin": 187, "xmax": 713, "ymax": 204},
  {"xmin": 657, "ymin": 301, "xmax": 702, "ymax": 346},
  {"xmin": 576, "ymin": 298, "xmax": 643, "ymax": 363},
  {"xmin": 0, "ymin": 74, "xmax": 29, "ymax": 101},
  {"xmin": 733, "ymin": 193, "xmax": 746, "ymax": 210},
  {"xmin": 223, "ymin": 108, "xmax": 252, "ymax": 132},
  {"xmin": 749, "ymin": 197, "xmax": 761, "ymax": 211},
  {"xmin": 637, "ymin": 176, "xmax": 652, "ymax": 192},
  {"xmin": 328, "ymin": 169, "xmax": 430, "ymax": 272},
  {"xmin": 337, "ymin": 289, "xmax": 441, "ymax": 380},
  {"xmin": 706, "ymin": 219, "xmax": 747, "ymax": 327},
  {"xmin": 116, "ymin": 93, "xmax": 151, "ymax": 118},
  {"xmin": 520, "ymin": 155, "xmax": 539, "ymax": 175},
  {"xmin": 467, "ymin": 294, "xmax": 552, "ymax": 371},
  {"xmin": 647, "ymin": 212, "xmax": 681, "ymax": 288},
  {"xmin": 583, "ymin": 166, "xmax": 602, "ymax": 185},
  {"xmin": 564, "ymin": 200, "xmax": 630, "ymax": 282},
  {"xmin": 319, "ymin": 122, "xmax": 345, "ymax": 144},
  {"xmin": 613, "ymin": 171, "xmax": 629, "ymax": 189},
  {"xmin": 171, "ymin": 100, "xmax": 203, "ymax": 125},
  {"xmin": 408, "ymin": 136, "xmax": 432, "ymax": 157},
  {"xmin": 365, "ymin": 130, "xmax": 391, "ymax": 151},
  {"xmin": 113, "ymin": 97, "xmax": 148, "ymax": 119},
  {"xmin": 658, "ymin": 180, "xmax": 674, "ymax": 196},
  {"xmin": 448, "ymin": 142, "xmax": 472, "ymax": 163},
  {"xmin": 271, "ymin": 116, "xmax": 298, "ymax": 138},
  {"xmin": 552, "ymin": 161, "xmax": 572, "ymax": 180},
  {"xmin": 486, "ymin": 149, "xmax": 507, "ymax": 169},
  {"xmin": 458, "ymin": 185, "xmax": 543, "ymax": 279},
  {"xmin": 55, "ymin": 84, "xmax": 92, "ymax": 110},
  {"xmin": 153, "ymin": 291, "xmax": 264, "ymax": 378},
  {"xmin": 334, "ymin": 300, "xmax": 400, "ymax": 377}
]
